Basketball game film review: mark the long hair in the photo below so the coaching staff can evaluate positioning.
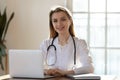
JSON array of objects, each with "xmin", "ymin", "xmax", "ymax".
[{"xmin": 49, "ymin": 6, "xmax": 75, "ymax": 38}]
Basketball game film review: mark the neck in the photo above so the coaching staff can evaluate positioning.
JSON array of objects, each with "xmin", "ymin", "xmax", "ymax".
[{"xmin": 58, "ymin": 33, "xmax": 70, "ymax": 45}]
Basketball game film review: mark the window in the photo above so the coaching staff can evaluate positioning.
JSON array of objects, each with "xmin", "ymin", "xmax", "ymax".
[{"xmin": 68, "ymin": 0, "xmax": 120, "ymax": 75}]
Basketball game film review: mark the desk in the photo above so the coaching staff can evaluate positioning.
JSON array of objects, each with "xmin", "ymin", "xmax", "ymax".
[
  {"xmin": 0, "ymin": 75, "xmax": 70, "ymax": 80},
  {"xmin": 0, "ymin": 74, "xmax": 120, "ymax": 80}
]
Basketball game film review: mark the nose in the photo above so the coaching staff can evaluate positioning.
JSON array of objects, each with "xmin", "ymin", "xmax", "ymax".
[{"xmin": 57, "ymin": 20, "xmax": 62, "ymax": 26}]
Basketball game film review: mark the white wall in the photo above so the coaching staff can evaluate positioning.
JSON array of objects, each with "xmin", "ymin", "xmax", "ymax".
[{"xmin": 6, "ymin": 0, "xmax": 66, "ymax": 50}]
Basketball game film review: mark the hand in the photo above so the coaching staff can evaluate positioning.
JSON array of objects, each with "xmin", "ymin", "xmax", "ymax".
[
  {"xmin": 44, "ymin": 68, "xmax": 74, "ymax": 76},
  {"xmin": 44, "ymin": 68, "xmax": 66, "ymax": 76}
]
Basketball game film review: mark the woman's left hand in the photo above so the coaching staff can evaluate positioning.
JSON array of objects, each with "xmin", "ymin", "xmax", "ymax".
[{"xmin": 45, "ymin": 68, "xmax": 66, "ymax": 76}]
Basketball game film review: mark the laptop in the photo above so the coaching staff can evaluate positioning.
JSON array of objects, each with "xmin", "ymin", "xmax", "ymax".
[{"xmin": 8, "ymin": 49, "xmax": 55, "ymax": 79}]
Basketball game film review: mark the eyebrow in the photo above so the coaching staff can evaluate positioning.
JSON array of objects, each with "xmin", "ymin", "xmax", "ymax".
[{"xmin": 52, "ymin": 16, "xmax": 68, "ymax": 20}]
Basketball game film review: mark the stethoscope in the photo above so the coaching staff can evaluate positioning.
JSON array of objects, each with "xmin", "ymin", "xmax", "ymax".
[{"xmin": 46, "ymin": 35, "xmax": 76, "ymax": 69}]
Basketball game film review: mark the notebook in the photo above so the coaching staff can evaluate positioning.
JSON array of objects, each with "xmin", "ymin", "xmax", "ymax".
[
  {"xmin": 66, "ymin": 74, "xmax": 101, "ymax": 80},
  {"xmin": 8, "ymin": 49, "xmax": 55, "ymax": 79},
  {"xmin": 67, "ymin": 74, "xmax": 118, "ymax": 80}
]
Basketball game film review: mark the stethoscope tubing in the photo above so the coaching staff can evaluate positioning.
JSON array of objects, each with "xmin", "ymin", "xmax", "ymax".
[{"xmin": 46, "ymin": 35, "xmax": 76, "ymax": 66}]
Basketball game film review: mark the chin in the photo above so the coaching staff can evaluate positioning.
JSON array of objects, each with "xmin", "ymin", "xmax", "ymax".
[{"xmin": 58, "ymin": 31, "xmax": 64, "ymax": 34}]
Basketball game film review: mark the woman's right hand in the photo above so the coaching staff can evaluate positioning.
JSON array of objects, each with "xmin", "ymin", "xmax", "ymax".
[{"xmin": 44, "ymin": 69, "xmax": 59, "ymax": 76}]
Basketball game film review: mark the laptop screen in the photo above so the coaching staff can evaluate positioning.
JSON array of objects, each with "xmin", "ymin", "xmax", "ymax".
[{"xmin": 9, "ymin": 49, "xmax": 44, "ymax": 78}]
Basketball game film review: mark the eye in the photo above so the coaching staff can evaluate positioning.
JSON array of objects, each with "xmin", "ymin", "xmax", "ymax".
[
  {"xmin": 61, "ymin": 18, "xmax": 67, "ymax": 21},
  {"xmin": 52, "ymin": 19, "xmax": 57, "ymax": 23}
]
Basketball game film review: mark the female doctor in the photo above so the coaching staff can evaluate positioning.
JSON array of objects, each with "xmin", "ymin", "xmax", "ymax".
[{"xmin": 40, "ymin": 6, "xmax": 94, "ymax": 76}]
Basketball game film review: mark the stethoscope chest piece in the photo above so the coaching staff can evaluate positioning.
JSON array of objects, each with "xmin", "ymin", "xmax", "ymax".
[{"xmin": 72, "ymin": 65, "xmax": 76, "ymax": 70}]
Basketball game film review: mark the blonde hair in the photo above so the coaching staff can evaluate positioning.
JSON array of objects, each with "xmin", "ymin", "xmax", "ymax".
[{"xmin": 49, "ymin": 6, "xmax": 75, "ymax": 38}]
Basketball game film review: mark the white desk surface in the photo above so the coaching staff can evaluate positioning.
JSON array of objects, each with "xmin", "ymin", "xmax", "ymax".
[{"xmin": 0, "ymin": 74, "xmax": 120, "ymax": 80}]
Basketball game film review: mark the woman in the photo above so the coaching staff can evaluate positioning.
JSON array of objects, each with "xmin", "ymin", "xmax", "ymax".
[{"xmin": 40, "ymin": 6, "xmax": 94, "ymax": 76}]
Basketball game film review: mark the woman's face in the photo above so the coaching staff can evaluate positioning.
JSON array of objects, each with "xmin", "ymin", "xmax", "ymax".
[{"xmin": 51, "ymin": 11, "xmax": 71, "ymax": 35}]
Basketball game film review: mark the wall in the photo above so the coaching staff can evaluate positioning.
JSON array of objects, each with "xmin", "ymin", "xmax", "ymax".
[{"xmin": 6, "ymin": 0, "xmax": 66, "ymax": 50}]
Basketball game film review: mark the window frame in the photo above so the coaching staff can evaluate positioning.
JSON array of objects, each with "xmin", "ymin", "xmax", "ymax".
[{"xmin": 66, "ymin": 0, "xmax": 120, "ymax": 75}]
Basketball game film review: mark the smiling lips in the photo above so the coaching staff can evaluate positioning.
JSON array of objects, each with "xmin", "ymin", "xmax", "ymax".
[{"xmin": 57, "ymin": 26, "xmax": 65, "ymax": 31}]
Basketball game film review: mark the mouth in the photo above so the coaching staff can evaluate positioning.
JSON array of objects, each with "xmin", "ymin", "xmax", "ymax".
[{"xmin": 57, "ymin": 26, "xmax": 64, "ymax": 31}]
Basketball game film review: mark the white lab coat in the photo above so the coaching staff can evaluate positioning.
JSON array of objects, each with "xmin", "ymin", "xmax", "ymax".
[{"xmin": 40, "ymin": 36, "xmax": 94, "ymax": 74}]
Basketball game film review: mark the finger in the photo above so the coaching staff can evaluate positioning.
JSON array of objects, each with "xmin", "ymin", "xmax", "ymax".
[
  {"xmin": 55, "ymin": 69, "xmax": 66, "ymax": 76},
  {"xmin": 48, "ymin": 69, "xmax": 57, "ymax": 75},
  {"xmin": 47, "ymin": 69, "xmax": 53, "ymax": 75}
]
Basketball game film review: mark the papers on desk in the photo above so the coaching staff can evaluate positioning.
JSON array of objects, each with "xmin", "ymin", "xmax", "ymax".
[{"xmin": 101, "ymin": 75, "xmax": 117, "ymax": 80}]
